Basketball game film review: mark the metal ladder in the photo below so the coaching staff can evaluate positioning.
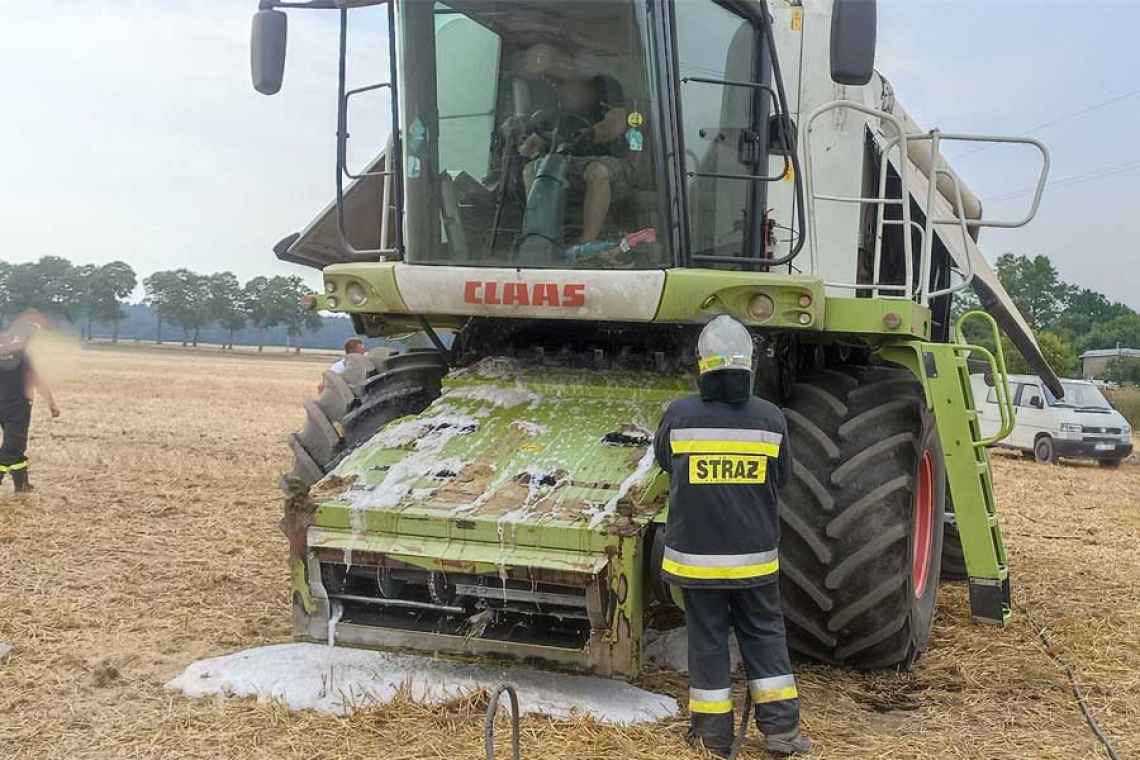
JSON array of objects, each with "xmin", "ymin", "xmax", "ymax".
[
  {"xmin": 947, "ymin": 311, "xmax": 1015, "ymax": 624},
  {"xmin": 881, "ymin": 310, "xmax": 1016, "ymax": 625}
]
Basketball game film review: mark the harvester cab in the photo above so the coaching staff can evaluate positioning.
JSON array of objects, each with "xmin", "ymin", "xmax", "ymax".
[{"xmin": 253, "ymin": 1, "xmax": 1053, "ymax": 676}]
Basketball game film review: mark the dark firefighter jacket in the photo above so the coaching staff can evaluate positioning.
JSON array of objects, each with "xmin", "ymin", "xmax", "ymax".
[{"xmin": 653, "ymin": 394, "xmax": 792, "ymax": 589}]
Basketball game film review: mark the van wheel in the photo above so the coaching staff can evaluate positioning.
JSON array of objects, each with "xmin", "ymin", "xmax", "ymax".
[
  {"xmin": 1099, "ymin": 458, "xmax": 1122, "ymax": 469},
  {"xmin": 1033, "ymin": 435, "xmax": 1056, "ymax": 464}
]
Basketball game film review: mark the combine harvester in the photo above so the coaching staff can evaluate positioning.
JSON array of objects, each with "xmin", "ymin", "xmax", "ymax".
[{"xmin": 250, "ymin": 0, "xmax": 1053, "ymax": 675}]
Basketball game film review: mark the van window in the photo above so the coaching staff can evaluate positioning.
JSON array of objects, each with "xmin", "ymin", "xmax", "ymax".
[
  {"xmin": 986, "ymin": 386, "xmax": 999, "ymax": 404},
  {"xmin": 1018, "ymin": 384, "xmax": 1044, "ymax": 408}
]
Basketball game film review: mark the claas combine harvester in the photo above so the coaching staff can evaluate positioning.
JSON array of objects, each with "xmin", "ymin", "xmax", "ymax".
[{"xmin": 250, "ymin": 0, "xmax": 1053, "ymax": 675}]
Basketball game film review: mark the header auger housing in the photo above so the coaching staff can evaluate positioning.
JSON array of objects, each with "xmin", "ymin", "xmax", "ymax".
[{"xmin": 254, "ymin": 0, "xmax": 1049, "ymax": 675}]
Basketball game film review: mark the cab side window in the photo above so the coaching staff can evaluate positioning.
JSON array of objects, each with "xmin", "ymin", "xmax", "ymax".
[{"xmin": 1018, "ymin": 385, "xmax": 1044, "ymax": 408}]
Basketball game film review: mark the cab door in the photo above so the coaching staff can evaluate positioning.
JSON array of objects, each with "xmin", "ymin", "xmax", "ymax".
[{"xmin": 1013, "ymin": 382, "xmax": 1049, "ymax": 449}]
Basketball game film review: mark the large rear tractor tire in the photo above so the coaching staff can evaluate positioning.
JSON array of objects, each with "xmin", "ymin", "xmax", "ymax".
[
  {"xmin": 286, "ymin": 348, "xmax": 447, "ymax": 488},
  {"xmin": 780, "ymin": 366, "xmax": 945, "ymax": 670}
]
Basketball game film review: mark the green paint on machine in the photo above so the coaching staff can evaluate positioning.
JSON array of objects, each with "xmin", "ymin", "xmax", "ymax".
[{"xmin": 296, "ymin": 362, "xmax": 691, "ymax": 676}]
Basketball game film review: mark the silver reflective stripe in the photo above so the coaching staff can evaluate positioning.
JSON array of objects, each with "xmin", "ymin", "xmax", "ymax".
[
  {"xmin": 690, "ymin": 687, "xmax": 733, "ymax": 702},
  {"xmin": 670, "ymin": 427, "xmax": 783, "ymax": 445},
  {"xmin": 664, "ymin": 546, "xmax": 779, "ymax": 568},
  {"xmin": 749, "ymin": 675, "xmax": 796, "ymax": 692}
]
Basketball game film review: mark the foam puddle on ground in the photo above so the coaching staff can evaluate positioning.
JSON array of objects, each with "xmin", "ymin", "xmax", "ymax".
[{"xmin": 166, "ymin": 643, "xmax": 678, "ymax": 724}]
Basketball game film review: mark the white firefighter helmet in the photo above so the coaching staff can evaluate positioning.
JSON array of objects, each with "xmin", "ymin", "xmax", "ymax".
[{"xmin": 697, "ymin": 315, "xmax": 753, "ymax": 374}]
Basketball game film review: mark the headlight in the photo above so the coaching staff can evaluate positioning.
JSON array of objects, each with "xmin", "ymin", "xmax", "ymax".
[
  {"xmin": 1123, "ymin": 424, "xmax": 1132, "ymax": 438},
  {"xmin": 1058, "ymin": 422, "xmax": 1082, "ymax": 440},
  {"xmin": 346, "ymin": 281, "xmax": 368, "ymax": 306}
]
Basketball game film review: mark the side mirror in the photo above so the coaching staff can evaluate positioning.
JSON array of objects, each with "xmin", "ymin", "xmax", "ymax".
[
  {"xmin": 1029, "ymin": 396, "xmax": 1044, "ymax": 409},
  {"xmin": 830, "ymin": 0, "xmax": 877, "ymax": 86},
  {"xmin": 251, "ymin": 9, "xmax": 288, "ymax": 95}
]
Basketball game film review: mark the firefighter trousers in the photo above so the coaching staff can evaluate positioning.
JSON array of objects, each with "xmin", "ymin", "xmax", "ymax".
[
  {"xmin": 683, "ymin": 583, "xmax": 800, "ymax": 752},
  {"xmin": 0, "ymin": 400, "xmax": 31, "ymax": 475}
]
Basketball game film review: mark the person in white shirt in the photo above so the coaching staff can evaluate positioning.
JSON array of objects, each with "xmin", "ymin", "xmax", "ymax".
[{"xmin": 319, "ymin": 338, "xmax": 366, "ymax": 393}]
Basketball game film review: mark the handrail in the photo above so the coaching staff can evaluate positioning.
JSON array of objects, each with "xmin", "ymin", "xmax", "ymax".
[
  {"xmin": 803, "ymin": 100, "xmax": 913, "ymax": 295},
  {"xmin": 803, "ymin": 101, "xmax": 1050, "ymax": 305},
  {"xmin": 954, "ymin": 310, "xmax": 1015, "ymax": 446}
]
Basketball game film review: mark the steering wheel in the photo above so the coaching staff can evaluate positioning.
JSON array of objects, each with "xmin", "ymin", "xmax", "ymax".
[{"xmin": 551, "ymin": 113, "xmax": 595, "ymax": 154}]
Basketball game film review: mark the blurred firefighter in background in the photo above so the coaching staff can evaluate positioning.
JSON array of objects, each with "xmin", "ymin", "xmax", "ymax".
[{"xmin": 0, "ymin": 313, "xmax": 60, "ymax": 494}]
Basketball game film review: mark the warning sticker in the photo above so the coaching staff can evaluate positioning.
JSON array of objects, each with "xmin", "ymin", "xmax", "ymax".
[{"xmin": 688, "ymin": 454, "xmax": 768, "ymax": 484}]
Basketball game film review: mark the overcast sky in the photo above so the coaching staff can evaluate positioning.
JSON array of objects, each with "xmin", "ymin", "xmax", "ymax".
[{"xmin": 3, "ymin": 1, "xmax": 1138, "ymax": 308}]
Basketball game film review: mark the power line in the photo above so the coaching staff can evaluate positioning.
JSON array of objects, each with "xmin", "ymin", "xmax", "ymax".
[
  {"xmin": 989, "ymin": 158, "xmax": 1140, "ymax": 202},
  {"xmin": 954, "ymin": 87, "xmax": 1140, "ymax": 160}
]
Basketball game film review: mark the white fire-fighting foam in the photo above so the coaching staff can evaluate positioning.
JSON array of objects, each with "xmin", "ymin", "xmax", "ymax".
[{"xmin": 166, "ymin": 643, "xmax": 677, "ymax": 724}]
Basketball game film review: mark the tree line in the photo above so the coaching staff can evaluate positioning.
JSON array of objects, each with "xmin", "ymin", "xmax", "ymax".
[
  {"xmin": 0, "ymin": 256, "xmax": 321, "ymax": 350},
  {"xmin": 961, "ymin": 253, "xmax": 1140, "ymax": 380},
  {"xmin": 142, "ymin": 269, "xmax": 320, "ymax": 349}
]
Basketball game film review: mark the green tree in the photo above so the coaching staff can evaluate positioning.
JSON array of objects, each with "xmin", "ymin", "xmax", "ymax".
[
  {"xmin": 143, "ymin": 270, "xmax": 183, "ymax": 343},
  {"xmin": 5, "ymin": 256, "xmax": 77, "ymax": 320},
  {"xmin": 1104, "ymin": 358, "xmax": 1140, "ymax": 386},
  {"xmin": 70, "ymin": 264, "xmax": 99, "ymax": 340},
  {"xmin": 208, "ymin": 272, "xmax": 246, "ymax": 349},
  {"xmin": 1054, "ymin": 288, "xmax": 1134, "ymax": 343},
  {"xmin": 169, "ymin": 269, "xmax": 212, "ymax": 346},
  {"xmin": 267, "ymin": 275, "xmax": 321, "ymax": 352},
  {"xmin": 1001, "ymin": 330, "xmax": 1077, "ymax": 377},
  {"xmin": 242, "ymin": 276, "xmax": 277, "ymax": 352},
  {"xmin": 0, "ymin": 261, "xmax": 12, "ymax": 320},
  {"xmin": 994, "ymin": 253, "xmax": 1070, "ymax": 330},
  {"xmin": 1075, "ymin": 312, "xmax": 1140, "ymax": 355},
  {"xmin": 92, "ymin": 261, "xmax": 138, "ymax": 343}
]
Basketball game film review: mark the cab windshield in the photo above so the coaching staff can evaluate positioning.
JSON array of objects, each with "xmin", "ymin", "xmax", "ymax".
[{"xmin": 398, "ymin": 0, "xmax": 668, "ymax": 269}]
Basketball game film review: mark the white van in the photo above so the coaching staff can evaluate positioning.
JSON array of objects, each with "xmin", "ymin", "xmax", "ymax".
[{"xmin": 971, "ymin": 374, "xmax": 1133, "ymax": 467}]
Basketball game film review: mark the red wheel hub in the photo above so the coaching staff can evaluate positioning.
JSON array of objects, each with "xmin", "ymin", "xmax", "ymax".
[{"xmin": 912, "ymin": 451, "xmax": 935, "ymax": 598}]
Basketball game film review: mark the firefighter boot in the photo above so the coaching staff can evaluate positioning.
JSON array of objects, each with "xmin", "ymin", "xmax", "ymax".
[
  {"xmin": 12, "ymin": 468, "xmax": 33, "ymax": 494},
  {"xmin": 765, "ymin": 729, "xmax": 812, "ymax": 755}
]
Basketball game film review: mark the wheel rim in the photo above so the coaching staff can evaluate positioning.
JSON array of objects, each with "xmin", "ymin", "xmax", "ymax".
[{"xmin": 912, "ymin": 450, "xmax": 935, "ymax": 599}]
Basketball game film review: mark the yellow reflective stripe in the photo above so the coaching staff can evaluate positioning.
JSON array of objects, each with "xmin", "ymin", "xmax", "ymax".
[
  {"xmin": 7, "ymin": 461, "xmax": 27, "ymax": 472},
  {"xmin": 670, "ymin": 440, "xmax": 780, "ymax": 456},
  {"xmin": 698, "ymin": 353, "xmax": 750, "ymax": 373},
  {"xmin": 689, "ymin": 698, "xmax": 734, "ymax": 714},
  {"xmin": 662, "ymin": 556, "xmax": 779, "ymax": 580},
  {"xmin": 0, "ymin": 465, "xmax": 7, "ymax": 473},
  {"xmin": 752, "ymin": 686, "xmax": 798, "ymax": 704}
]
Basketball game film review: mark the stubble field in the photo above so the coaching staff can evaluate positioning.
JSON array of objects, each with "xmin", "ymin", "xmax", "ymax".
[{"xmin": 1, "ymin": 345, "xmax": 1137, "ymax": 759}]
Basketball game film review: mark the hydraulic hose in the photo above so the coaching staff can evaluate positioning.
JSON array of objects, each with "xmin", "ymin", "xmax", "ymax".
[{"xmin": 726, "ymin": 689, "xmax": 753, "ymax": 760}]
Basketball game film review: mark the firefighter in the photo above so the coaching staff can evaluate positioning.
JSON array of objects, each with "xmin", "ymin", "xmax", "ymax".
[
  {"xmin": 0, "ymin": 320, "xmax": 59, "ymax": 494},
  {"xmin": 652, "ymin": 315, "xmax": 810, "ymax": 757}
]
